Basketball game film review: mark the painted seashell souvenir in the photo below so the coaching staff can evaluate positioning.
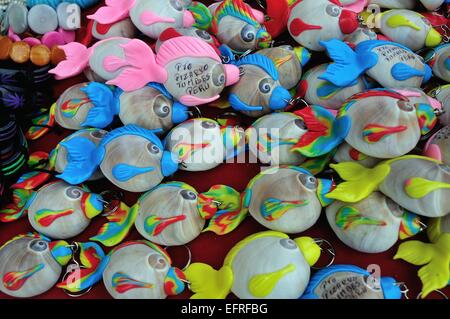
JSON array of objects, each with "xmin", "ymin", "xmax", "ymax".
[
  {"xmin": 377, "ymin": 10, "xmax": 441, "ymax": 51},
  {"xmin": 155, "ymin": 27, "xmax": 218, "ymax": 52},
  {"xmin": 297, "ymin": 63, "xmax": 369, "ymax": 110},
  {"xmin": 425, "ymin": 44, "xmax": 450, "ymax": 83},
  {"xmin": 333, "ymin": 142, "xmax": 381, "ymax": 168},
  {"xmin": 91, "ymin": 18, "xmax": 137, "ymax": 40},
  {"xmin": 320, "ymin": 39, "xmax": 432, "ymax": 89},
  {"xmin": 301, "ymin": 264, "xmax": 403, "ymax": 299},
  {"xmin": 165, "ymin": 118, "xmax": 245, "ymax": 172},
  {"xmin": 0, "ymin": 233, "xmax": 72, "ymax": 298},
  {"xmin": 258, "ymin": 45, "xmax": 310, "ymax": 90},
  {"xmin": 339, "ymin": 90, "xmax": 425, "ymax": 159},
  {"xmin": 209, "ymin": 0, "xmax": 271, "ymax": 54},
  {"xmin": 55, "ymin": 82, "xmax": 189, "ymax": 133},
  {"xmin": 327, "ymin": 155, "xmax": 450, "ymax": 218},
  {"xmin": 287, "ymin": 0, "xmax": 359, "ymax": 51},
  {"xmin": 57, "ymin": 125, "xmax": 179, "ymax": 192},
  {"xmin": 87, "ymin": 0, "xmax": 204, "ymax": 40},
  {"xmin": 228, "ymin": 53, "xmax": 291, "ymax": 117},
  {"xmin": 185, "ymin": 231, "xmax": 322, "ymax": 299},
  {"xmin": 50, "ymin": 36, "xmax": 240, "ymax": 103},
  {"xmin": 326, "ymin": 192, "xmax": 422, "ymax": 253},
  {"xmin": 429, "ymin": 84, "xmax": 450, "ymax": 126},
  {"xmin": 423, "ymin": 125, "xmax": 450, "ymax": 166}
]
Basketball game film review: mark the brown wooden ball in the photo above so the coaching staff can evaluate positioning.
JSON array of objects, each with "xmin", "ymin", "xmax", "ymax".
[
  {"xmin": 10, "ymin": 41, "xmax": 31, "ymax": 64},
  {"xmin": 0, "ymin": 36, "xmax": 13, "ymax": 60},
  {"xmin": 30, "ymin": 44, "xmax": 51, "ymax": 66}
]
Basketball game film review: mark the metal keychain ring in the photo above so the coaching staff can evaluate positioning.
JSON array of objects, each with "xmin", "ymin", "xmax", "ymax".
[
  {"xmin": 311, "ymin": 238, "xmax": 336, "ymax": 270},
  {"xmin": 164, "ymin": 245, "xmax": 192, "ymax": 271},
  {"xmin": 417, "ymin": 289, "xmax": 448, "ymax": 299}
]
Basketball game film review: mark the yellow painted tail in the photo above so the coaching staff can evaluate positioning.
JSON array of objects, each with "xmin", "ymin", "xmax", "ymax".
[{"xmin": 184, "ymin": 263, "xmax": 233, "ymax": 299}]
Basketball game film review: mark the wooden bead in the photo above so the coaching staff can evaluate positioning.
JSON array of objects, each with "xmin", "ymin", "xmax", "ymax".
[
  {"xmin": 9, "ymin": 41, "xmax": 30, "ymax": 64},
  {"xmin": 50, "ymin": 45, "xmax": 66, "ymax": 65},
  {"xmin": 0, "ymin": 36, "xmax": 13, "ymax": 60},
  {"xmin": 30, "ymin": 44, "xmax": 51, "ymax": 66}
]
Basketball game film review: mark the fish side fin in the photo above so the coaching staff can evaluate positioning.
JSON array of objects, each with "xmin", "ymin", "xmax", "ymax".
[
  {"xmin": 423, "ymin": 144, "xmax": 442, "ymax": 161},
  {"xmin": 49, "ymin": 42, "xmax": 89, "ymax": 79},
  {"xmin": 404, "ymin": 177, "xmax": 450, "ymax": 199},
  {"xmin": 184, "ymin": 263, "xmax": 233, "ymax": 299},
  {"xmin": 326, "ymin": 162, "xmax": 391, "ymax": 202},
  {"xmin": 25, "ymin": 104, "xmax": 56, "ymax": 141},
  {"xmin": 86, "ymin": 0, "xmax": 134, "ymax": 24},
  {"xmin": 229, "ymin": 93, "xmax": 263, "ymax": 112},
  {"xmin": 319, "ymin": 39, "xmax": 377, "ymax": 87},
  {"xmin": 391, "ymin": 63, "xmax": 425, "ymax": 81},
  {"xmin": 80, "ymin": 82, "xmax": 117, "ymax": 128}
]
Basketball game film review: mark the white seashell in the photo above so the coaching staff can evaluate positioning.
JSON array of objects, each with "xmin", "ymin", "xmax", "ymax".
[
  {"xmin": 430, "ymin": 84, "xmax": 450, "ymax": 126},
  {"xmin": 134, "ymin": 183, "xmax": 205, "ymax": 246},
  {"xmin": 246, "ymin": 167, "xmax": 322, "ymax": 233},
  {"xmin": 27, "ymin": 181, "xmax": 103, "ymax": 239},
  {"xmin": 0, "ymin": 235, "xmax": 62, "ymax": 298},
  {"xmin": 427, "ymin": 44, "xmax": 450, "ymax": 82},
  {"xmin": 299, "ymin": 64, "xmax": 368, "ymax": 110},
  {"xmin": 420, "ymin": 0, "xmax": 445, "ymax": 11},
  {"xmin": 333, "ymin": 142, "xmax": 381, "ymax": 168},
  {"xmin": 326, "ymin": 192, "xmax": 405, "ymax": 253},
  {"xmin": 246, "ymin": 112, "xmax": 306, "ymax": 166},
  {"xmin": 92, "ymin": 18, "xmax": 137, "ymax": 40}
]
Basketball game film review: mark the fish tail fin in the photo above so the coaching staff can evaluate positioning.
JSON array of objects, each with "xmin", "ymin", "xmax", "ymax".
[
  {"xmin": 184, "ymin": 263, "xmax": 233, "ymax": 299},
  {"xmin": 394, "ymin": 240, "xmax": 434, "ymax": 266},
  {"xmin": 80, "ymin": 82, "xmax": 117, "ymax": 128},
  {"xmin": 326, "ymin": 162, "xmax": 390, "ymax": 202},
  {"xmin": 292, "ymin": 105, "xmax": 349, "ymax": 157},
  {"xmin": 188, "ymin": 1, "xmax": 212, "ymax": 30},
  {"xmin": 56, "ymin": 137, "xmax": 100, "ymax": 185},
  {"xmin": 86, "ymin": 0, "xmax": 133, "ymax": 24},
  {"xmin": 418, "ymin": 259, "xmax": 449, "ymax": 298},
  {"xmin": 319, "ymin": 39, "xmax": 376, "ymax": 86},
  {"xmin": 90, "ymin": 202, "xmax": 136, "ymax": 247},
  {"xmin": 105, "ymin": 39, "xmax": 165, "ymax": 92},
  {"xmin": 12, "ymin": 151, "xmax": 53, "ymax": 190},
  {"xmin": 299, "ymin": 150, "xmax": 336, "ymax": 175},
  {"xmin": 0, "ymin": 189, "xmax": 34, "ymax": 222},
  {"xmin": 25, "ymin": 104, "xmax": 56, "ymax": 140},
  {"xmin": 49, "ymin": 42, "xmax": 89, "ymax": 79},
  {"xmin": 199, "ymin": 185, "xmax": 247, "ymax": 235}
]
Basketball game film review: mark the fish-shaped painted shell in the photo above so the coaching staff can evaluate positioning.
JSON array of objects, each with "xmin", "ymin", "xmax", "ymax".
[
  {"xmin": 257, "ymin": 45, "xmax": 310, "ymax": 90},
  {"xmin": 377, "ymin": 10, "xmax": 441, "ymax": 51},
  {"xmin": 423, "ymin": 126, "xmax": 450, "ymax": 166},
  {"xmin": 228, "ymin": 53, "xmax": 291, "ymax": 117},
  {"xmin": 57, "ymin": 125, "xmax": 179, "ymax": 192},
  {"xmin": 320, "ymin": 39, "xmax": 432, "ymax": 88},
  {"xmin": 91, "ymin": 18, "xmax": 137, "ymax": 40},
  {"xmin": 0, "ymin": 233, "xmax": 72, "ymax": 298},
  {"xmin": 297, "ymin": 63, "xmax": 369, "ymax": 110},
  {"xmin": 209, "ymin": 0, "xmax": 271, "ymax": 54},
  {"xmin": 333, "ymin": 142, "xmax": 381, "ymax": 168},
  {"xmin": 339, "ymin": 90, "xmax": 423, "ymax": 159},
  {"xmin": 185, "ymin": 231, "xmax": 322, "ymax": 299},
  {"xmin": 87, "ymin": 0, "xmax": 202, "ymax": 39},
  {"xmin": 155, "ymin": 27, "xmax": 218, "ymax": 52},
  {"xmin": 165, "ymin": 118, "xmax": 245, "ymax": 172},
  {"xmin": 326, "ymin": 192, "xmax": 422, "ymax": 253},
  {"xmin": 327, "ymin": 155, "xmax": 450, "ymax": 218},
  {"xmin": 55, "ymin": 82, "xmax": 189, "ymax": 133},
  {"xmin": 51, "ymin": 128, "xmax": 107, "ymax": 181},
  {"xmin": 394, "ymin": 214, "xmax": 449, "ymax": 298},
  {"xmin": 49, "ymin": 36, "xmax": 240, "ymax": 103},
  {"xmin": 426, "ymin": 44, "xmax": 450, "ymax": 83},
  {"xmin": 301, "ymin": 264, "xmax": 402, "ymax": 299},
  {"xmin": 287, "ymin": 0, "xmax": 359, "ymax": 51},
  {"xmin": 429, "ymin": 84, "xmax": 450, "ymax": 126}
]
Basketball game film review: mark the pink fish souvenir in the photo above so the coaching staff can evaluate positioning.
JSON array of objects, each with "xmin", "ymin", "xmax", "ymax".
[
  {"xmin": 326, "ymin": 192, "xmax": 422, "ymax": 253},
  {"xmin": 0, "ymin": 233, "xmax": 73, "ymax": 298},
  {"xmin": 246, "ymin": 106, "xmax": 350, "ymax": 165},
  {"xmin": 287, "ymin": 0, "xmax": 359, "ymax": 51},
  {"xmin": 333, "ymin": 142, "xmax": 381, "ymax": 168},
  {"xmin": 425, "ymin": 43, "xmax": 450, "ymax": 83},
  {"xmin": 56, "ymin": 125, "xmax": 180, "ymax": 193},
  {"xmin": 298, "ymin": 63, "xmax": 369, "ymax": 110},
  {"xmin": 423, "ymin": 126, "xmax": 450, "ymax": 165},
  {"xmin": 87, "ymin": 0, "xmax": 211, "ymax": 40},
  {"xmin": 429, "ymin": 85, "xmax": 450, "ymax": 126},
  {"xmin": 164, "ymin": 118, "xmax": 245, "ymax": 172},
  {"xmin": 53, "ymin": 82, "xmax": 189, "ymax": 133},
  {"xmin": 208, "ymin": 0, "xmax": 272, "ymax": 54},
  {"xmin": 338, "ymin": 90, "xmax": 435, "ymax": 159},
  {"xmin": 319, "ymin": 39, "xmax": 432, "ymax": 88},
  {"xmin": 49, "ymin": 36, "xmax": 240, "ymax": 105}
]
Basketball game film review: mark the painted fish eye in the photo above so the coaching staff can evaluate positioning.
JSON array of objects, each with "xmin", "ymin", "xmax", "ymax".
[
  {"xmin": 397, "ymin": 100, "xmax": 414, "ymax": 112},
  {"xmin": 280, "ymin": 238, "xmax": 297, "ymax": 250},
  {"xmin": 212, "ymin": 64, "xmax": 226, "ymax": 87},
  {"xmin": 240, "ymin": 24, "xmax": 256, "ymax": 43},
  {"xmin": 201, "ymin": 121, "xmax": 217, "ymax": 129},
  {"xmin": 294, "ymin": 119, "xmax": 307, "ymax": 130},
  {"xmin": 195, "ymin": 29, "xmax": 212, "ymax": 41},
  {"xmin": 298, "ymin": 174, "xmax": 317, "ymax": 189},
  {"xmin": 90, "ymin": 130, "xmax": 107, "ymax": 139},
  {"xmin": 154, "ymin": 102, "xmax": 170, "ymax": 118},
  {"xmin": 147, "ymin": 143, "xmax": 161, "ymax": 154},
  {"xmin": 170, "ymin": 0, "xmax": 183, "ymax": 11},
  {"xmin": 180, "ymin": 189, "xmax": 197, "ymax": 200},
  {"xmin": 65, "ymin": 186, "xmax": 83, "ymax": 199},
  {"xmin": 213, "ymin": 73, "xmax": 226, "ymax": 87},
  {"xmin": 326, "ymin": 4, "xmax": 341, "ymax": 17},
  {"xmin": 439, "ymin": 164, "xmax": 450, "ymax": 174},
  {"xmin": 148, "ymin": 254, "xmax": 168, "ymax": 270},
  {"xmin": 29, "ymin": 239, "xmax": 48, "ymax": 252},
  {"xmin": 258, "ymin": 78, "xmax": 272, "ymax": 94}
]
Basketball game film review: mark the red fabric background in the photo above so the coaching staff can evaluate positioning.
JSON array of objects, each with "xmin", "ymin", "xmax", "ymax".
[{"xmin": 0, "ymin": 0, "xmax": 449, "ymax": 299}]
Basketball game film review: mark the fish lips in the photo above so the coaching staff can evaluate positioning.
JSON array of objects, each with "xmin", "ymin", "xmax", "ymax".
[{"xmin": 339, "ymin": 10, "xmax": 359, "ymax": 35}]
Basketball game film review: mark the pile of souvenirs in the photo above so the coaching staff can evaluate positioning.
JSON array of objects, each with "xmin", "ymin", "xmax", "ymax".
[{"xmin": 0, "ymin": 0, "xmax": 449, "ymax": 299}]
